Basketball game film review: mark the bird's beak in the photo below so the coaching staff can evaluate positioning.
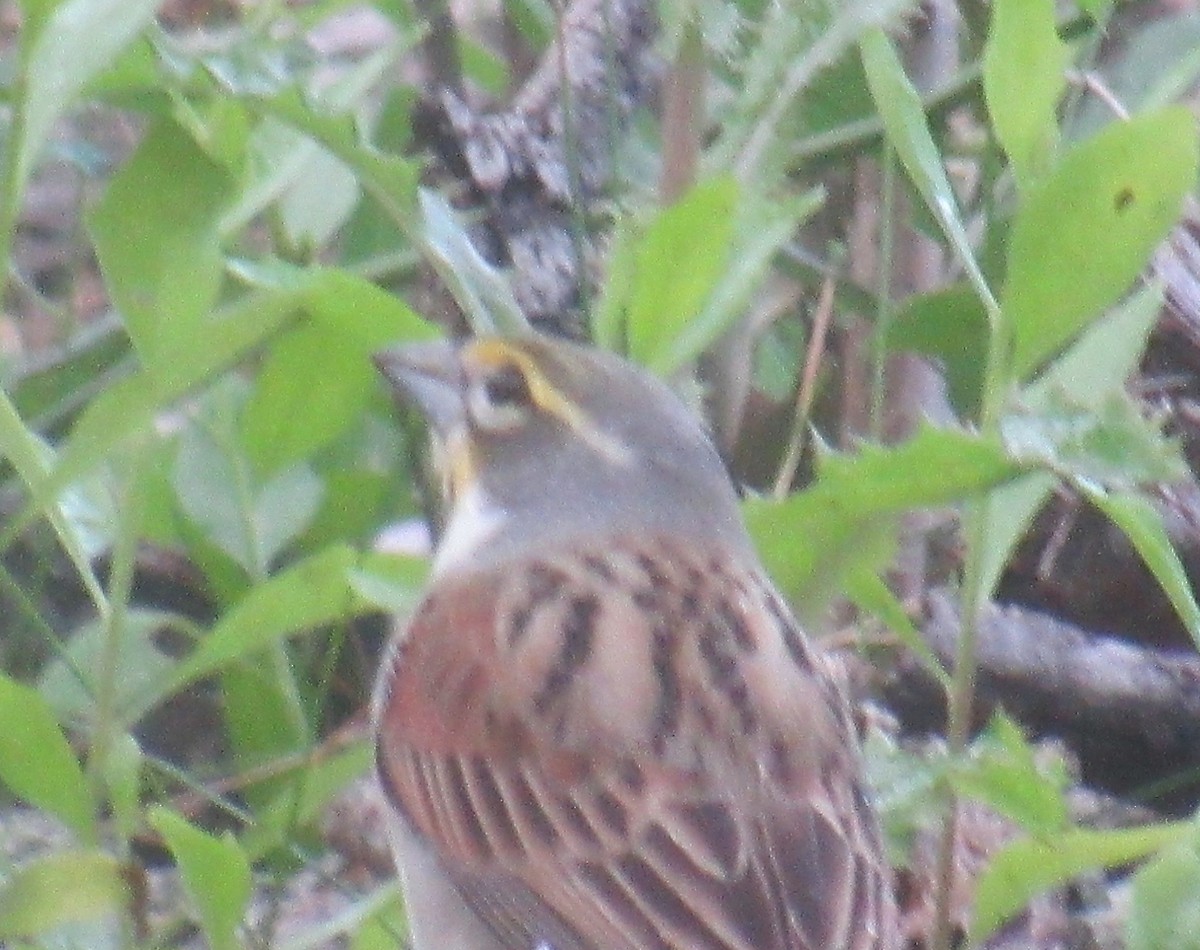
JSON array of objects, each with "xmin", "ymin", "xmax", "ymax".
[{"xmin": 373, "ymin": 339, "xmax": 465, "ymax": 435}]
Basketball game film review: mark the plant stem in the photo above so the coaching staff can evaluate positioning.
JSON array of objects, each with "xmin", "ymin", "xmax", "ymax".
[
  {"xmin": 89, "ymin": 453, "xmax": 145, "ymax": 803},
  {"xmin": 869, "ymin": 145, "xmax": 898, "ymax": 439},
  {"xmin": 0, "ymin": 49, "xmax": 28, "ymax": 303},
  {"xmin": 930, "ymin": 500, "xmax": 988, "ymax": 950},
  {"xmin": 930, "ymin": 201, "xmax": 1009, "ymax": 950},
  {"xmin": 659, "ymin": 20, "xmax": 704, "ymax": 204},
  {"xmin": 772, "ymin": 276, "xmax": 836, "ymax": 499},
  {"xmin": 412, "ymin": 0, "xmax": 463, "ymax": 93}
]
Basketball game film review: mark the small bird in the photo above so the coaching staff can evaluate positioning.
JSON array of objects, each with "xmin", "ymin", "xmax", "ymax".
[{"xmin": 372, "ymin": 334, "xmax": 896, "ymax": 950}]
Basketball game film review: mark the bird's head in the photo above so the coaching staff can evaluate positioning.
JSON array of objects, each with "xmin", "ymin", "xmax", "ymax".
[{"xmin": 375, "ymin": 335, "xmax": 749, "ymax": 573}]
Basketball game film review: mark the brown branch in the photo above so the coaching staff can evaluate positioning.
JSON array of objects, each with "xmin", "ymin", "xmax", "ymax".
[
  {"xmin": 879, "ymin": 590, "xmax": 1200, "ymax": 810},
  {"xmin": 413, "ymin": 0, "xmax": 661, "ymax": 337}
]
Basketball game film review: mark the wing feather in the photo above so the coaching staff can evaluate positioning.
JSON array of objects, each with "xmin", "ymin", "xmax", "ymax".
[{"xmin": 375, "ymin": 538, "xmax": 895, "ymax": 949}]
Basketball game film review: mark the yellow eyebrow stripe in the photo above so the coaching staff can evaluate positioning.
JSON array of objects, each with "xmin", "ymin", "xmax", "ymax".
[
  {"xmin": 469, "ymin": 339, "xmax": 579, "ymax": 424},
  {"xmin": 467, "ymin": 339, "xmax": 633, "ymax": 465}
]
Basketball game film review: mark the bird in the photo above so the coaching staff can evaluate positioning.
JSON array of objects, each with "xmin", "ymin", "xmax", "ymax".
[{"xmin": 371, "ymin": 333, "xmax": 897, "ymax": 950}]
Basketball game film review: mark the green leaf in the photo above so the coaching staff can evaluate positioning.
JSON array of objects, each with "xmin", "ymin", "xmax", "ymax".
[
  {"xmin": 170, "ymin": 545, "xmax": 359, "ymax": 692},
  {"xmin": 247, "ymin": 87, "xmax": 423, "ymax": 235},
  {"xmin": 348, "ymin": 552, "xmax": 429, "ymax": 615},
  {"xmin": 862, "ymin": 729, "xmax": 948, "ymax": 859},
  {"xmin": 0, "ymin": 392, "xmax": 108, "ymax": 611},
  {"xmin": 172, "ymin": 381, "xmax": 325, "ymax": 575},
  {"xmin": 279, "ymin": 140, "xmax": 360, "ymax": 251},
  {"xmin": 0, "ymin": 673, "xmax": 96, "ymax": 844},
  {"xmin": 1000, "ymin": 390, "xmax": 1186, "ymax": 489},
  {"xmin": 651, "ymin": 186, "xmax": 823, "ymax": 375},
  {"xmin": 1025, "ymin": 282, "xmax": 1164, "ymax": 409},
  {"xmin": 222, "ymin": 118, "xmax": 331, "ymax": 235},
  {"xmin": 970, "ymin": 822, "xmax": 1186, "ymax": 945},
  {"xmin": 351, "ymin": 892, "xmax": 410, "ymax": 950},
  {"xmin": 277, "ymin": 46, "xmax": 402, "ymax": 248},
  {"xmin": 243, "ymin": 742, "xmax": 373, "ymax": 857},
  {"xmin": 302, "ymin": 469, "xmax": 394, "ymax": 551},
  {"xmin": 592, "ymin": 215, "xmax": 639, "ymax": 351},
  {"xmin": 502, "ymin": 0, "xmax": 554, "ymax": 50},
  {"xmin": 38, "ymin": 609, "xmax": 180, "ymax": 732},
  {"xmin": 48, "ymin": 284, "xmax": 302, "ymax": 500},
  {"xmin": 746, "ymin": 425, "xmax": 1024, "ymax": 608},
  {"xmin": 1006, "ymin": 108, "xmax": 1198, "ymax": 379},
  {"xmin": 974, "ymin": 284, "xmax": 1165, "ymax": 597},
  {"xmin": 975, "ymin": 472, "xmax": 1059, "ymax": 606},
  {"xmin": 955, "ymin": 713, "xmax": 1068, "ymax": 835},
  {"xmin": 244, "ymin": 323, "xmax": 369, "ymax": 473},
  {"xmin": 18, "ymin": 0, "xmax": 162, "ymax": 197},
  {"xmin": 983, "ymin": 0, "xmax": 1069, "ymax": 187},
  {"xmin": 628, "ymin": 176, "xmax": 739, "ymax": 369},
  {"xmin": 149, "ymin": 808, "xmax": 251, "ymax": 950},
  {"xmin": 222, "ymin": 660, "xmax": 309, "ymax": 796},
  {"xmin": 461, "ymin": 35, "xmax": 510, "ymax": 95},
  {"xmin": 1128, "ymin": 828, "xmax": 1200, "ymax": 950},
  {"xmin": 806, "ymin": 425, "xmax": 1022, "ymax": 514},
  {"xmin": 7, "ymin": 317, "xmax": 132, "ymax": 426},
  {"xmin": 712, "ymin": 0, "xmax": 913, "ymax": 175},
  {"xmin": 88, "ymin": 118, "xmax": 233, "ymax": 377},
  {"xmin": 303, "ymin": 268, "xmax": 436, "ymax": 344},
  {"xmin": 59, "ymin": 374, "xmax": 159, "ymax": 483},
  {"xmin": 0, "ymin": 850, "xmax": 126, "ymax": 938},
  {"xmin": 886, "ymin": 286, "xmax": 990, "ymax": 420},
  {"xmin": 241, "ymin": 266, "xmax": 435, "ymax": 473},
  {"xmin": 1087, "ymin": 488, "xmax": 1200, "ymax": 652},
  {"xmin": 846, "ymin": 569, "xmax": 949, "ymax": 687},
  {"xmin": 220, "ymin": 34, "xmax": 414, "ymax": 238},
  {"xmin": 418, "ymin": 188, "xmax": 528, "ymax": 334},
  {"xmin": 860, "ymin": 29, "xmax": 997, "ymax": 314}
]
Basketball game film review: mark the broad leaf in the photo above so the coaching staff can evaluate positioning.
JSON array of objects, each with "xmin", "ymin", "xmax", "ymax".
[
  {"xmin": 1006, "ymin": 108, "xmax": 1197, "ymax": 379},
  {"xmin": 975, "ymin": 285, "xmax": 1166, "ymax": 597},
  {"xmin": 746, "ymin": 425, "xmax": 1024, "ymax": 608},
  {"xmin": 1087, "ymin": 488, "xmax": 1200, "ymax": 651},
  {"xmin": 150, "ymin": 808, "xmax": 251, "ymax": 950},
  {"xmin": 89, "ymin": 119, "xmax": 233, "ymax": 377},
  {"xmin": 954, "ymin": 714, "xmax": 1068, "ymax": 835},
  {"xmin": 983, "ymin": 0, "xmax": 1069, "ymax": 187},
  {"xmin": 39, "ymin": 609, "xmax": 181, "ymax": 731},
  {"xmin": 886, "ymin": 286, "xmax": 990, "ymax": 420},
  {"xmin": 170, "ymin": 545, "xmax": 359, "ymax": 692},
  {"xmin": 861, "ymin": 29, "xmax": 996, "ymax": 314},
  {"xmin": 241, "ymin": 267, "xmax": 435, "ymax": 474},
  {"xmin": 0, "ymin": 674, "xmax": 96, "ymax": 843},
  {"xmin": 1128, "ymin": 828, "xmax": 1200, "ymax": 950},
  {"xmin": 0, "ymin": 851, "xmax": 126, "ymax": 938},
  {"xmin": 971, "ymin": 823, "xmax": 1186, "ymax": 944},
  {"xmin": 1025, "ymin": 283, "xmax": 1163, "ymax": 408},
  {"xmin": 173, "ymin": 409, "xmax": 323, "ymax": 576},
  {"xmin": 627, "ymin": 176, "xmax": 738, "ymax": 369},
  {"xmin": 18, "ymin": 0, "xmax": 161, "ymax": 197},
  {"xmin": 1000, "ymin": 390, "xmax": 1185, "ymax": 489},
  {"xmin": 651, "ymin": 186, "xmax": 822, "ymax": 375}
]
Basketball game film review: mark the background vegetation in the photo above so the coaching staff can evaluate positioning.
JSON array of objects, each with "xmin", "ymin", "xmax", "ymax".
[{"xmin": 1, "ymin": 0, "xmax": 1199, "ymax": 947}]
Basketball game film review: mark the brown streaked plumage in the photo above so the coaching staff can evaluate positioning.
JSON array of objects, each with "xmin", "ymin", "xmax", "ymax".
[{"xmin": 373, "ymin": 335, "xmax": 896, "ymax": 950}]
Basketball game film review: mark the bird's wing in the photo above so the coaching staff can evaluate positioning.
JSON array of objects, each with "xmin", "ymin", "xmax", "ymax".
[{"xmin": 374, "ymin": 538, "xmax": 895, "ymax": 950}]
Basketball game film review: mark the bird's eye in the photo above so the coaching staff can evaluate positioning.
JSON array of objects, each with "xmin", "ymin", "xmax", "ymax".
[
  {"xmin": 469, "ymin": 362, "xmax": 534, "ymax": 430},
  {"xmin": 483, "ymin": 364, "xmax": 532, "ymax": 408}
]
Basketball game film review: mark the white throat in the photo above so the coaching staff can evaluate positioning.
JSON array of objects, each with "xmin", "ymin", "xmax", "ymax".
[{"xmin": 432, "ymin": 484, "xmax": 507, "ymax": 576}]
